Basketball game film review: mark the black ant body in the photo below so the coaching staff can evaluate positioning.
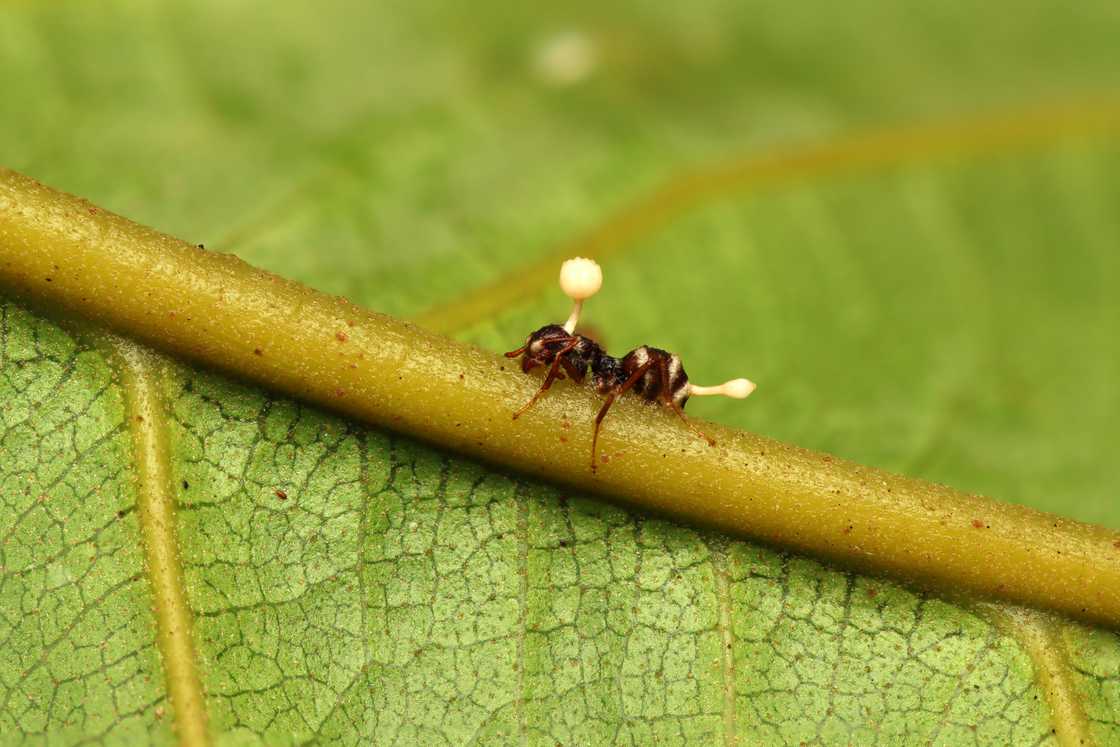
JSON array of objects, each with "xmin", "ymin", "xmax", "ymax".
[{"xmin": 506, "ymin": 258, "xmax": 755, "ymax": 470}]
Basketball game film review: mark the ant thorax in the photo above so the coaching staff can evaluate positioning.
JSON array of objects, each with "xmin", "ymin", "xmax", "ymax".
[{"xmin": 590, "ymin": 354, "xmax": 624, "ymax": 395}]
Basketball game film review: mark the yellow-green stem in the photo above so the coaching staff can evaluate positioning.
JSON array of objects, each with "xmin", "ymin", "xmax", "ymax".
[{"xmin": 2, "ymin": 167, "xmax": 1120, "ymax": 627}]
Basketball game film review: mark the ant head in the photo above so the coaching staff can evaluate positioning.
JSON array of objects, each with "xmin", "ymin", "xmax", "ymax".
[
  {"xmin": 559, "ymin": 257, "xmax": 602, "ymax": 333},
  {"xmin": 528, "ymin": 324, "xmax": 572, "ymax": 354}
]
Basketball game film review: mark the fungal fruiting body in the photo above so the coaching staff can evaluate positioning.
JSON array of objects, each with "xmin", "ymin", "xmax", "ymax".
[{"xmin": 505, "ymin": 257, "xmax": 756, "ymax": 470}]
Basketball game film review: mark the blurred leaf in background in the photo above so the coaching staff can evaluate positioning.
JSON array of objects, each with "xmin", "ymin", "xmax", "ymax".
[{"xmin": 2, "ymin": 0, "xmax": 1120, "ymax": 744}]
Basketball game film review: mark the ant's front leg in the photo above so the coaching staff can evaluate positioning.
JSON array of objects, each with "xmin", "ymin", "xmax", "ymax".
[
  {"xmin": 512, "ymin": 339, "xmax": 579, "ymax": 420},
  {"xmin": 505, "ymin": 341, "xmax": 540, "ymax": 373}
]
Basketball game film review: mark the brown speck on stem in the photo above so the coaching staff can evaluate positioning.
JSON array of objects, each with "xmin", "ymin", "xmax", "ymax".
[
  {"xmin": 275, "ymin": 490, "xmax": 288, "ymax": 500},
  {"xmin": 559, "ymin": 435, "xmax": 568, "ymax": 443},
  {"xmin": 253, "ymin": 348, "xmax": 263, "ymax": 356},
  {"xmin": 336, "ymin": 331, "xmax": 348, "ymax": 342},
  {"xmin": 972, "ymin": 519, "xmax": 985, "ymax": 528}
]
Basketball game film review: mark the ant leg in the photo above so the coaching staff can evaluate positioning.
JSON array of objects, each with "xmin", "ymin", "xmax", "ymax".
[
  {"xmin": 591, "ymin": 394, "xmax": 617, "ymax": 472},
  {"xmin": 559, "ymin": 357, "xmax": 586, "ymax": 384},
  {"xmin": 655, "ymin": 357, "xmax": 716, "ymax": 447},
  {"xmin": 656, "ymin": 356, "xmax": 672, "ymax": 403},
  {"xmin": 669, "ymin": 401, "xmax": 716, "ymax": 447},
  {"xmin": 512, "ymin": 360, "xmax": 563, "ymax": 419},
  {"xmin": 504, "ymin": 344, "xmax": 528, "ymax": 358},
  {"xmin": 591, "ymin": 360, "xmax": 653, "ymax": 471},
  {"xmin": 512, "ymin": 339, "xmax": 579, "ymax": 419}
]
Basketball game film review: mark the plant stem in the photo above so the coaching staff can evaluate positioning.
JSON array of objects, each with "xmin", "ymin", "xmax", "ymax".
[{"xmin": 3, "ymin": 166, "xmax": 1120, "ymax": 628}]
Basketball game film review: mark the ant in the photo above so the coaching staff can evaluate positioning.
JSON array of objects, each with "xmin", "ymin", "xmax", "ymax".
[{"xmin": 505, "ymin": 257, "xmax": 755, "ymax": 471}]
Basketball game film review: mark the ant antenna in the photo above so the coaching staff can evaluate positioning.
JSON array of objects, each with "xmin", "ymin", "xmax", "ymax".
[
  {"xmin": 687, "ymin": 378, "xmax": 757, "ymax": 399},
  {"xmin": 559, "ymin": 257, "xmax": 602, "ymax": 333}
]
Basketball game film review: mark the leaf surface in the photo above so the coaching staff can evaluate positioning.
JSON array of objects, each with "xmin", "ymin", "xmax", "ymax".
[{"xmin": 2, "ymin": 1, "xmax": 1120, "ymax": 744}]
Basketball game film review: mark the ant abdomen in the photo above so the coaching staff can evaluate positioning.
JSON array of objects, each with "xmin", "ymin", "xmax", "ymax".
[{"xmin": 619, "ymin": 346, "xmax": 690, "ymax": 408}]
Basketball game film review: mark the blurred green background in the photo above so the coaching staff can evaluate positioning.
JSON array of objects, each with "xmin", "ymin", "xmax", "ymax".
[{"xmin": 3, "ymin": 0, "xmax": 1119, "ymax": 529}]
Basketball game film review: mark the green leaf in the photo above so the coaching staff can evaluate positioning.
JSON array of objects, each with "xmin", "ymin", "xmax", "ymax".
[{"xmin": 2, "ymin": 1, "xmax": 1120, "ymax": 745}]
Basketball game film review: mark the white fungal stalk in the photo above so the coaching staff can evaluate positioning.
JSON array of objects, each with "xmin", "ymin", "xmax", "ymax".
[
  {"xmin": 688, "ymin": 378, "xmax": 757, "ymax": 399},
  {"xmin": 559, "ymin": 257, "xmax": 603, "ymax": 333}
]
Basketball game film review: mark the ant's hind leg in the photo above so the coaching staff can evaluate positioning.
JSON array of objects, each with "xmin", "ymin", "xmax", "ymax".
[
  {"xmin": 656, "ymin": 357, "xmax": 716, "ymax": 447},
  {"xmin": 669, "ymin": 401, "xmax": 716, "ymax": 447}
]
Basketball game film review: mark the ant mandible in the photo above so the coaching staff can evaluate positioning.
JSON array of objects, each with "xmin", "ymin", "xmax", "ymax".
[{"xmin": 505, "ymin": 257, "xmax": 755, "ymax": 471}]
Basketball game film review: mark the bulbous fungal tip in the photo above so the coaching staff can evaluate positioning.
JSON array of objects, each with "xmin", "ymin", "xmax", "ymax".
[
  {"xmin": 559, "ymin": 257, "xmax": 602, "ymax": 301},
  {"xmin": 722, "ymin": 378, "xmax": 756, "ymax": 399}
]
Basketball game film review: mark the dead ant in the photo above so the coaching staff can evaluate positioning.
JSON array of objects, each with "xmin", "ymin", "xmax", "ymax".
[{"xmin": 505, "ymin": 257, "xmax": 755, "ymax": 471}]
